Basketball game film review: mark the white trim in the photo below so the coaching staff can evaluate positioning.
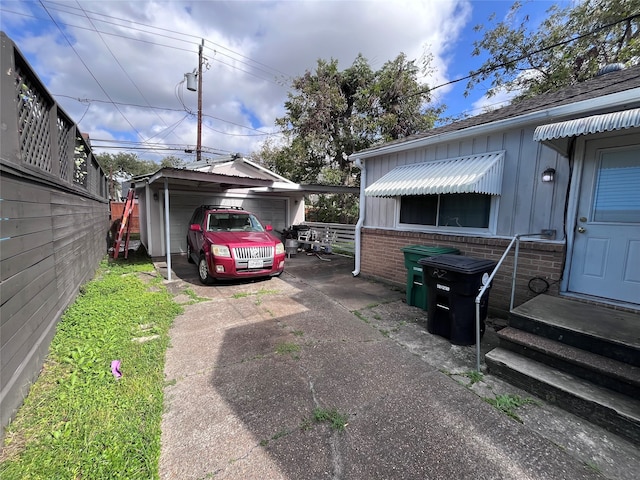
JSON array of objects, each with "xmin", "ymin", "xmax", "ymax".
[{"xmin": 393, "ymin": 194, "xmax": 499, "ymax": 235}]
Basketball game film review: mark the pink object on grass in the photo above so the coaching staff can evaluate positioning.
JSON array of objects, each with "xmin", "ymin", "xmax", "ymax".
[{"xmin": 111, "ymin": 360, "xmax": 122, "ymax": 379}]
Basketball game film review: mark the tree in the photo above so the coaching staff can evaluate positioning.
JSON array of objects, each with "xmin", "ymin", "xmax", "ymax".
[
  {"xmin": 467, "ymin": 0, "xmax": 640, "ymax": 100},
  {"xmin": 257, "ymin": 53, "xmax": 441, "ymax": 187},
  {"xmin": 159, "ymin": 155, "xmax": 186, "ymax": 169},
  {"xmin": 95, "ymin": 152, "xmax": 158, "ymax": 200},
  {"xmin": 253, "ymin": 53, "xmax": 441, "ymax": 224}
]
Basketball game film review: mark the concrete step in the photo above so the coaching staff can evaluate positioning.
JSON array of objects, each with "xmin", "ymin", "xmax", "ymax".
[
  {"xmin": 486, "ymin": 347, "xmax": 640, "ymax": 445},
  {"xmin": 510, "ymin": 295, "xmax": 640, "ymax": 366},
  {"xmin": 497, "ymin": 326, "xmax": 640, "ymax": 398}
]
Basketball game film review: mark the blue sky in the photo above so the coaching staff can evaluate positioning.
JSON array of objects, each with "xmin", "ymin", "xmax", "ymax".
[{"xmin": 0, "ymin": 0, "xmax": 565, "ymax": 163}]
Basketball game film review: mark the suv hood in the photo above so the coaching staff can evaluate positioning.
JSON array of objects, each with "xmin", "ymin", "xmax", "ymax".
[{"xmin": 204, "ymin": 231, "xmax": 279, "ymax": 245}]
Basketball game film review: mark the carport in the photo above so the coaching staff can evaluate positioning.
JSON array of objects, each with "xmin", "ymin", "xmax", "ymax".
[{"xmin": 132, "ymin": 166, "xmax": 306, "ymax": 280}]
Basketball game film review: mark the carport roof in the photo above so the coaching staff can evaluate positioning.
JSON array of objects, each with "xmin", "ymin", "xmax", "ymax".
[
  {"xmin": 131, "ymin": 168, "xmax": 359, "ymax": 195},
  {"xmin": 131, "ymin": 167, "xmax": 275, "ymax": 192}
]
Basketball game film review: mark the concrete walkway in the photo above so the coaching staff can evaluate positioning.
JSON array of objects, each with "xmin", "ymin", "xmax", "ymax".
[{"xmin": 157, "ymin": 253, "xmax": 639, "ymax": 480}]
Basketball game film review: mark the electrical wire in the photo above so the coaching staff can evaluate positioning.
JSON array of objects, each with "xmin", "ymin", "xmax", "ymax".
[
  {"xmin": 74, "ymin": 0, "xmax": 179, "ymax": 146},
  {"xmin": 37, "ymin": 0, "xmax": 148, "ymax": 142},
  {"xmin": 43, "ymin": 0, "xmax": 288, "ymax": 70},
  {"xmin": 6, "ymin": 2, "xmax": 638, "ymax": 147},
  {"xmin": 43, "ymin": 0, "xmax": 291, "ymax": 83},
  {"xmin": 413, "ymin": 12, "xmax": 640, "ymax": 95}
]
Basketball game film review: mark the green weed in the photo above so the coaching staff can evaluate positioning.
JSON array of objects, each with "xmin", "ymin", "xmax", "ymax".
[
  {"xmin": 462, "ymin": 370, "xmax": 484, "ymax": 385},
  {"xmin": 275, "ymin": 342, "xmax": 300, "ymax": 356},
  {"xmin": 484, "ymin": 394, "xmax": 537, "ymax": 422},
  {"xmin": 353, "ymin": 311, "xmax": 370, "ymax": 323},
  {"xmin": 0, "ymin": 259, "xmax": 182, "ymax": 478},
  {"xmin": 183, "ymin": 288, "xmax": 207, "ymax": 303},
  {"xmin": 313, "ymin": 407, "xmax": 349, "ymax": 431}
]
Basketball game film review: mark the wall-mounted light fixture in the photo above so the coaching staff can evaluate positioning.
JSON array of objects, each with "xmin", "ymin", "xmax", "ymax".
[
  {"xmin": 153, "ymin": 193, "xmax": 159, "ymax": 201},
  {"xmin": 542, "ymin": 167, "xmax": 556, "ymax": 183}
]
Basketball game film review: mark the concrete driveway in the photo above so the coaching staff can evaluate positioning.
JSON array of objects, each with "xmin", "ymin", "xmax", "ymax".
[{"xmin": 156, "ymin": 253, "xmax": 639, "ymax": 480}]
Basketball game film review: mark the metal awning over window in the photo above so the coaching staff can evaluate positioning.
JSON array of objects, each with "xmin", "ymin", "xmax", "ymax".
[
  {"xmin": 364, "ymin": 151, "xmax": 505, "ymax": 197},
  {"xmin": 534, "ymin": 108, "xmax": 640, "ymax": 155}
]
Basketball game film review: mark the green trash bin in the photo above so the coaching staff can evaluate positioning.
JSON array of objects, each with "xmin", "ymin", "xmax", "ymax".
[{"xmin": 401, "ymin": 245, "xmax": 460, "ymax": 309}]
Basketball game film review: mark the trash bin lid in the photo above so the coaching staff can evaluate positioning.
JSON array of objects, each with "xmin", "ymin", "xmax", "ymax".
[
  {"xmin": 418, "ymin": 254, "xmax": 496, "ymax": 274},
  {"xmin": 401, "ymin": 245, "xmax": 460, "ymax": 256}
]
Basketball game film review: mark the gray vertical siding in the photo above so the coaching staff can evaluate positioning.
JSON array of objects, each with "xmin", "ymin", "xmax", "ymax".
[
  {"xmin": 363, "ymin": 126, "xmax": 568, "ymax": 239},
  {"xmin": 1, "ymin": 32, "xmax": 109, "ymax": 433}
]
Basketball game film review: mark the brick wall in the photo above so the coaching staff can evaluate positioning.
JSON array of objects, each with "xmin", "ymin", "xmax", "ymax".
[{"xmin": 361, "ymin": 228, "xmax": 565, "ymax": 318}]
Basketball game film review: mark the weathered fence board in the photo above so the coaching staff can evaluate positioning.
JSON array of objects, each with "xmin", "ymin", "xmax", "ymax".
[
  {"xmin": 0, "ymin": 32, "xmax": 109, "ymax": 434},
  {"xmin": 299, "ymin": 221, "xmax": 356, "ymax": 253}
]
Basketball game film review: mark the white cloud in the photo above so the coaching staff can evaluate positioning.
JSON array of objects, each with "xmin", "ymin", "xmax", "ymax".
[{"xmin": 1, "ymin": 0, "xmax": 474, "ymax": 161}]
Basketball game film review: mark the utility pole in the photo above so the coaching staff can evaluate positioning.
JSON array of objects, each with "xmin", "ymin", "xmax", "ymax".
[{"xmin": 196, "ymin": 39, "xmax": 203, "ymax": 162}]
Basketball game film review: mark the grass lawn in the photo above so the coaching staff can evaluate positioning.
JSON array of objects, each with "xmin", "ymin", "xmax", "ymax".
[{"xmin": 0, "ymin": 257, "xmax": 183, "ymax": 479}]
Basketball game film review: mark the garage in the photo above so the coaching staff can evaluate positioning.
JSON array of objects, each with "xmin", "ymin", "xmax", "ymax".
[
  {"xmin": 132, "ymin": 160, "xmax": 306, "ymax": 260},
  {"xmin": 167, "ymin": 193, "xmax": 289, "ymax": 254}
]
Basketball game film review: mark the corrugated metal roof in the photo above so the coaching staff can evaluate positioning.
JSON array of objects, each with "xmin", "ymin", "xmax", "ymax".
[
  {"xmin": 534, "ymin": 108, "xmax": 640, "ymax": 141},
  {"xmin": 364, "ymin": 151, "xmax": 504, "ymax": 197}
]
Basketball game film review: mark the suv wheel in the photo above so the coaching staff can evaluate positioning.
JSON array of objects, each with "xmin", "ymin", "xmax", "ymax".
[
  {"xmin": 198, "ymin": 254, "xmax": 213, "ymax": 285},
  {"xmin": 187, "ymin": 240, "xmax": 194, "ymax": 264}
]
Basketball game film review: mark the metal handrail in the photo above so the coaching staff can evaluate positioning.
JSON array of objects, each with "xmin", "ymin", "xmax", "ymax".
[{"xmin": 473, "ymin": 232, "xmax": 548, "ymax": 372}]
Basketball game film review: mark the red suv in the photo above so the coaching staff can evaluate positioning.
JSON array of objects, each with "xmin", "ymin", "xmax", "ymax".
[{"xmin": 186, "ymin": 205, "xmax": 286, "ymax": 284}]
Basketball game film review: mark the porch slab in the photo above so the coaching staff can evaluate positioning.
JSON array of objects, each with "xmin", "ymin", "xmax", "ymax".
[{"xmin": 512, "ymin": 294, "xmax": 640, "ymax": 350}]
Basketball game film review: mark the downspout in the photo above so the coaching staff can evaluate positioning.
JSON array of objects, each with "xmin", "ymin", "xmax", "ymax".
[
  {"xmin": 352, "ymin": 156, "xmax": 365, "ymax": 276},
  {"xmin": 164, "ymin": 177, "xmax": 172, "ymax": 281}
]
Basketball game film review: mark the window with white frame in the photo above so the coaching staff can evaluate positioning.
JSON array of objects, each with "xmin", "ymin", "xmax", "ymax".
[{"xmin": 399, "ymin": 193, "xmax": 492, "ymax": 228}]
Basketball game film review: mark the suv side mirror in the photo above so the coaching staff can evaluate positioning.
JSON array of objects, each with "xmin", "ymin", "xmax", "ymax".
[
  {"xmin": 265, "ymin": 225, "xmax": 273, "ymax": 231},
  {"xmin": 189, "ymin": 224, "xmax": 202, "ymax": 232}
]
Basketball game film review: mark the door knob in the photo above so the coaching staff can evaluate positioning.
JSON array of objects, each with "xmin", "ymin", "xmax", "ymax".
[{"xmin": 577, "ymin": 226, "xmax": 586, "ymax": 233}]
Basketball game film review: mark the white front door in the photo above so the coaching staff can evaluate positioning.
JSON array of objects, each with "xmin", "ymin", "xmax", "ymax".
[{"xmin": 568, "ymin": 138, "xmax": 640, "ymax": 305}]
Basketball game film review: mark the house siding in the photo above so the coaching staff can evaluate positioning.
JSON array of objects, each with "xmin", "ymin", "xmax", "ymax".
[
  {"xmin": 363, "ymin": 126, "xmax": 568, "ymax": 238},
  {"xmin": 361, "ymin": 228, "xmax": 564, "ymax": 317}
]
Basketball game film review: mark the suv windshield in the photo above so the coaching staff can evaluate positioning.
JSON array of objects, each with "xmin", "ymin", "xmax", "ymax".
[{"xmin": 206, "ymin": 213, "xmax": 265, "ymax": 233}]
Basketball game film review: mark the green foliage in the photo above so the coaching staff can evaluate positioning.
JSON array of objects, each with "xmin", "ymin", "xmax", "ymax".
[
  {"xmin": 159, "ymin": 155, "xmax": 186, "ymax": 169},
  {"xmin": 462, "ymin": 370, "xmax": 484, "ymax": 385},
  {"xmin": 484, "ymin": 394, "xmax": 537, "ymax": 422},
  {"xmin": 0, "ymin": 261, "xmax": 183, "ymax": 479},
  {"xmin": 312, "ymin": 407, "xmax": 349, "ymax": 431},
  {"xmin": 467, "ymin": 0, "xmax": 640, "ymax": 100},
  {"xmin": 306, "ymin": 193, "xmax": 359, "ymax": 224},
  {"xmin": 96, "ymin": 153, "xmax": 161, "ymax": 200},
  {"xmin": 96, "ymin": 152, "xmax": 159, "ymax": 178},
  {"xmin": 255, "ymin": 53, "xmax": 442, "ymax": 190},
  {"xmin": 275, "ymin": 342, "xmax": 301, "ymax": 356}
]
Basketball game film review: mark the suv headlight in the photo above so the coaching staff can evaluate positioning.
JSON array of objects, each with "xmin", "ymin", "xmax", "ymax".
[
  {"xmin": 275, "ymin": 242, "xmax": 285, "ymax": 255},
  {"xmin": 211, "ymin": 244, "xmax": 231, "ymax": 257}
]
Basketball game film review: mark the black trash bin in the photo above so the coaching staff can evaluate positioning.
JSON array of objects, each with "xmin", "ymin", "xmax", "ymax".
[{"xmin": 418, "ymin": 254, "xmax": 496, "ymax": 346}]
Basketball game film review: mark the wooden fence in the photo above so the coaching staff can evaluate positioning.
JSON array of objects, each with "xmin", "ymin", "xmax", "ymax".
[
  {"xmin": 110, "ymin": 201, "xmax": 140, "ymax": 233},
  {"xmin": 298, "ymin": 222, "xmax": 356, "ymax": 254},
  {"xmin": 0, "ymin": 32, "xmax": 109, "ymax": 434}
]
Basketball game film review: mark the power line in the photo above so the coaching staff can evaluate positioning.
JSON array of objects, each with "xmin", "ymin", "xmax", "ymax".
[
  {"xmin": 54, "ymin": 93, "xmax": 279, "ymax": 136},
  {"xmin": 1, "ymin": 3, "xmax": 289, "ymax": 86},
  {"xmin": 424, "ymin": 12, "xmax": 640, "ymax": 95},
  {"xmin": 73, "ymin": 0, "xmax": 178, "ymax": 144},
  {"xmin": 37, "ymin": 0, "xmax": 148, "ymax": 142},
  {"xmin": 43, "ymin": 0, "xmax": 291, "ymax": 82}
]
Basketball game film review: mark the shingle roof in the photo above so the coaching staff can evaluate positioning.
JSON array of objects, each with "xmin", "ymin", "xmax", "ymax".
[{"xmin": 357, "ymin": 65, "xmax": 640, "ymax": 154}]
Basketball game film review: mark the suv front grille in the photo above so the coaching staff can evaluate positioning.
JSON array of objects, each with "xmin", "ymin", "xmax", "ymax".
[
  {"xmin": 233, "ymin": 246, "xmax": 274, "ymax": 270},
  {"xmin": 233, "ymin": 246, "xmax": 274, "ymax": 260}
]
